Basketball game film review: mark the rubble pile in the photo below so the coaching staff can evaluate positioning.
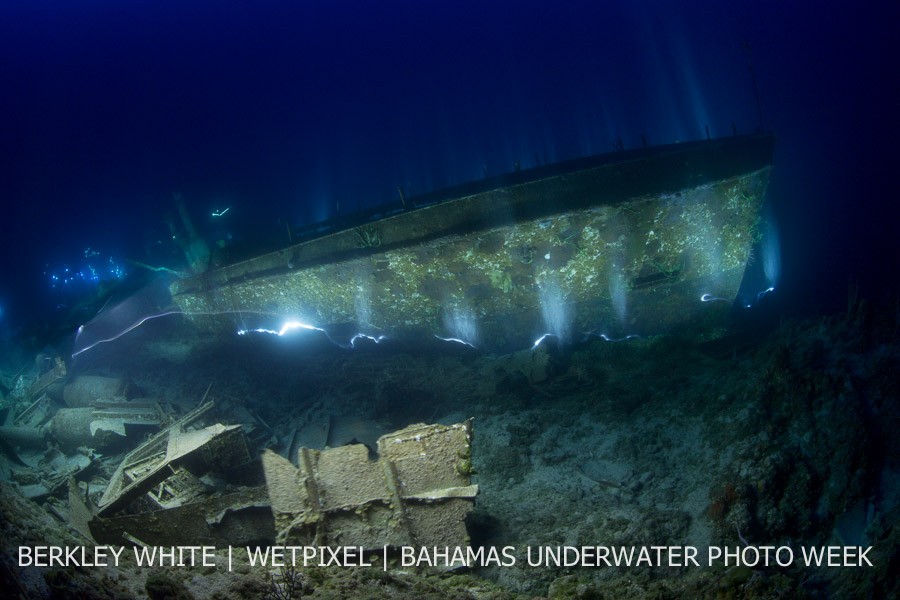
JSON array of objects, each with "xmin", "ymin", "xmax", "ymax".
[{"xmin": 0, "ymin": 354, "xmax": 478, "ymax": 595}]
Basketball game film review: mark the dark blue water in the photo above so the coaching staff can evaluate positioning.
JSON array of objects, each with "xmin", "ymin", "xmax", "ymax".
[{"xmin": 1, "ymin": 0, "xmax": 897, "ymax": 333}]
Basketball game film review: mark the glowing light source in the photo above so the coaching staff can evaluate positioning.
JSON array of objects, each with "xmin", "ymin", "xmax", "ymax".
[
  {"xmin": 72, "ymin": 309, "xmax": 183, "ymax": 358},
  {"xmin": 609, "ymin": 270, "xmax": 628, "ymax": 325},
  {"xmin": 46, "ymin": 251, "xmax": 127, "ymax": 290},
  {"xmin": 435, "ymin": 335, "xmax": 477, "ymax": 349},
  {"xmin": 442, "ymin": 309, "xmax": 479, "ymax": 348},
  {"xmin": 349, "ymin": 333, "xmax": 388, "ymax": 347},
  {"xmin": 756, "ymin": 286, "xmax": 775, "ymax": 302},
  {"xmin": 538, "ymin": 282, "xmax": 570, "ymax": 343},
  {"xmin": 700, "ymin": 293, "xmax": 729, "ymax": 303},
  {"xmin": 212, "ymin": 208, "xmax": 231, "ymax": 217},
  {"xmin": 239, "ymin": 319, "xmax": 389, "ymax": 350},
  {"xmin": 593, "ymin": 333, "xmax": 640, "ymax": 342},
  {"xmin": 531, "ymin": 333, "xmax": 556, "ymax": 349},
  {"xmin": 238, "ymin": 320, "xmax": 322, "ymax": 337},
  {"xmin": 760, "ymin": 211, "xmax": 781, "ymax": 289}
]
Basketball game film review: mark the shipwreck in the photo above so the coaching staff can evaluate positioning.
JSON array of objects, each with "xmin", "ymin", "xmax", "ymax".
[{"xmin": 170, "ymin": 134, "xmax": 776, "ymax": 351}]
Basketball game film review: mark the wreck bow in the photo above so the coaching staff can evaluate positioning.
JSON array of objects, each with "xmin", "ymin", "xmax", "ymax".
[{"xmin": 170, "ymin": 134, "xmax": 776, "ymax": 350}]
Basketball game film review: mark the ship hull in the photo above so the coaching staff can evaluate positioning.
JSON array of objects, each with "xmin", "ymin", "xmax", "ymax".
[{"xmin": 170, "ymin": 134, "xmax": 775, "ymax": 351}]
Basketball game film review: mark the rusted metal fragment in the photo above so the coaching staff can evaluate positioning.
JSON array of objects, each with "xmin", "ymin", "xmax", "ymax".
[
  {"xmin": 0, "ymin": 425, "xmax": 46, "ymax": 450},
  {"xmin": 48, "ymin": 399, "xmax": 164, "ymax": 452},
  {"xmin": 96, "ymin": 401, "xmax": 214, "ymax": 511},
  {"xmin": 96, "ymin": 422, "xmax": 248, "ymax": 516},
  {"xmin": 13, "ymin": 394, "xmax": 56, "ymax": 428},
  {"xmin": 19, "ymin": 482, "xmax": 51, "ymax": 500},
  {"xmin": 68, "ymin": 476, "xmax": 95, "ymax": 540},
  {"xmin": 8, "ymin": 445, "xmax": 96, "ymax": 502},
  {"xmin": 63, "ymin": 375, "xmax": 135, "ymax": 408},
  {"xmin": 27, "ymin": 357, "xmax": 66, "ymax": 401},
  {"xmin": 70, "ymin": 475, "xmax": 272, "ymax": 546},
  {"xmin": 89, "ymin": 487, "xmax": 272, "ymax": 547},
  {"xmin": 326, "ymin": 415, "xmax": 390, "ymax": 451},
  {"xmin": 279, "ymin": 403, "xmax": 332, "ymax": 464},
  {"xmin": 95, "ymin": 400, "xmax": 249, "ymax": 515},
  {"xmin": 263, "ymin": 421, "xmax": 476, "ymax": 550},
  {"xmin": 71, "ymin": 401, "xmax": 269, "ymax": 546}
]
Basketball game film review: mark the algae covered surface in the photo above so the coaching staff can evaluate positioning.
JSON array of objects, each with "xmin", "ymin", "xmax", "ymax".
[{"xmin": 172, "ymin": 158, "xmax": 771, "ymax": 351}]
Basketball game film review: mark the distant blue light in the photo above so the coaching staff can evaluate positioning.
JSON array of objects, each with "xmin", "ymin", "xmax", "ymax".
[{"xmin": 45, "ymin": 249, "xmax": 127, "ymax": 293}]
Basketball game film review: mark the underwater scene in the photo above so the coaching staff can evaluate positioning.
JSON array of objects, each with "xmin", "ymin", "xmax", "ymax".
[{"xmin": 0, "ymin": 2, "xmax": 897, "ymax": 599}]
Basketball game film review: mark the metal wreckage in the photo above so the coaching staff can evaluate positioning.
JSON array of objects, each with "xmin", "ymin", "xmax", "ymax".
[
  {"xmin": 3, "ymin": 366, "xmax": 477, "ymax": 551},
  {"xmin": 1, "ymin": 134, "xmax": 774, "ymax": 554}
]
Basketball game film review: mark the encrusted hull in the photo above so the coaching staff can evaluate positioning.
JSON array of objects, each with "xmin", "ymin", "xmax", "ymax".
[{"xmin": 171, "ymin": 134, "xmax": 775, "ymax": 351}]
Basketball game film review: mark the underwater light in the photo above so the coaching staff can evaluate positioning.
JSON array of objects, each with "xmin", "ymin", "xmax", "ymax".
[
  {"xmin": 237, "ymin": 320, "xmax": 322, "ymax": 337},
  {"xmin": 538, "ymin": 283, "xmax": 570, "ymax": 343},
  {"xmin": 735, "ymin": 286, "xmax": 775, "ymax": 310},
  {"xmin": 593, "ymin": 333, "xmax": 641, "ymax": 342},
  {"xmin": 239, "ymin": 320, "xmax": 391, "ymax": 350},
  {"xmin": 609, "ymin": 270, "xmax": 628, "ymax": 325},
  {"xmin": 349, "ymin": 333, "xmax": 388, "ymax": 347},
  {"xmin": 442, "ymin": 309, "xmax": 479, "ymax": 348},
  {"xmin": 434, "ymin": 335, "xmax": 477, "ymax": 349},
  {"xmin": 757, "ymin": 286, "xmax": 775, "ymax": 301},
  {"xmin": 76, "ymin": 309, "xmax": 323, "ymax": 360},
  {"xmin": 212, "ymin": 208, "xmax": 231, "ymax": 217},
  {"xmin": 46, "ymin": 253, "xmax": 127, "ymax": 290},
  {"xmin": 72, "ymin": 308, "xmax": 184, "ymax": 359},
  {"xmin": 700, "ymin": 293, "xmax": 730, "ymax": 303},
  {"xmin": 531, "ymin": 333, "xmax": 556, "ymax": 349},
  {"xmin": 760, "ymin": 213, "xmax": 781, "ymax": 289}
]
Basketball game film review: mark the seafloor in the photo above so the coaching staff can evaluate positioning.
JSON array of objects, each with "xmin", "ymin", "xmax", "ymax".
[{"xmin": 1, "ymin": 297, "xmax": 897, "ymax": 599}]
